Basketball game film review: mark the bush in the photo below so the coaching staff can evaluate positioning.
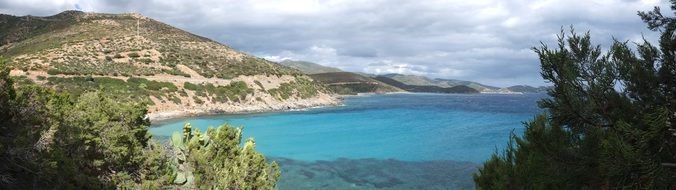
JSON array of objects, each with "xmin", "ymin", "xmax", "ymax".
[
  {"xmin": 171, "ymin": 123, "xmax": 280, "ymax": 189},
  {"xmin": 128, "ymin": 52, "xmax": 141, "ymax": 58},
  {"xmin": 183, "ymin": 81, "xmax": 252, "ymax": 103}
]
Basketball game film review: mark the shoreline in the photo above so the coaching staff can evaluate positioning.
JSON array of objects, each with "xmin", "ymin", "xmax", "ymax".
[
  {"xmin": 147, "ymin": 94, "xmax": 341, "ymax": 123},
  {"xmin": 148, "ymin": 91, "xmax": 540, "ymax": 123}
]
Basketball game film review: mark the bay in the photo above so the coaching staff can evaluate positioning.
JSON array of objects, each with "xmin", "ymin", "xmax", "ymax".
[{"xmin": 150, "ymin": 93, "xmax": 546, "ymax": 189}]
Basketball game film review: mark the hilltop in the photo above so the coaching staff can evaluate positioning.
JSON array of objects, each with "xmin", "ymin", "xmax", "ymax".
[{"xmin": 1, "ymin": 11, "xmax": 336, "ymax": 120}]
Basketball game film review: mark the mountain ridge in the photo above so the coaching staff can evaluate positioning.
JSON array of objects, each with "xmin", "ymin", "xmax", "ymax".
[{"xmin": 276, "ymin": 60, "xmax": 547, "ymax": 94}]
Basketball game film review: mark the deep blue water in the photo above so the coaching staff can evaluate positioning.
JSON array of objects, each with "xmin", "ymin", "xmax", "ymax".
[{"xmin": 150, "ymin": 93, "xmax": 545, "ymax": 163}]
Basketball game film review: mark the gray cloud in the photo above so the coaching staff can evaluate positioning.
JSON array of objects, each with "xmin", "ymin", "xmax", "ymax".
[{"xmin": 0, "ymin": 0, "xmax": 669, "ymax": 87}]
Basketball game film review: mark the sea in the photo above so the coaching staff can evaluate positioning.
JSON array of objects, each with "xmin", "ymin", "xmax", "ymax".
[{"xmin": 150, "ymin": 93, "xmax": 547, "ymax": 189}]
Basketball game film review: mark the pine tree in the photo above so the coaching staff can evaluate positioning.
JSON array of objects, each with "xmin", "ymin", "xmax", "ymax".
[{"xmin": 474, "ymin": 2, "xmax": 676, "ymax": 189}]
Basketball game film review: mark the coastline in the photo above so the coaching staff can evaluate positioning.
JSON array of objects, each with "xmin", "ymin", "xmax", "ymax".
[
  {"xmin": 147, "ymin": 91, "xmax": 538, "ymax": 123},
  {"xmin": 147, "ymin": 93, "xmax": 341, "ymax": 122}
]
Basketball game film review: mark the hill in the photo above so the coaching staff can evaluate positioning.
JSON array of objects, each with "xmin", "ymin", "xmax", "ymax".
[
  {"xmin": 379, "ymin": 73, "xmax": 499, "ymax": 92},
  {"xmin": 506, "ymin": 85, "xmax": 550, "ymax": 93},
  {"xmin": 309, "ymin": 72, "xmax": 403, "ymax": 95},
  {"xmin": 1, "ymin": 11, "xmax": 336, "ymax": 120},
  {"xmin": 373, "ymin": 76, "xmax": 479, "ymax": 94},
  {"xmin": 279, "ymin": 60, "xmax": 342, "ymax": 74}
]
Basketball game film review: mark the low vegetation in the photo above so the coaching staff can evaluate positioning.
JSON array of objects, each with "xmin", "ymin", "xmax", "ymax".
[
  {"xmin": 309, "ymin": 72, "xmax": 402, "ymax": 95},
  {"xmin": 46, "ymin": 76, "xmax": 180, "ymax": 105},
  {"xmin": 183, "ymin": 81, "xmax": 252, "ymax": 103},
  {"xmin": 374, "ymin": 76, "xmax": 478, "ymax": 94},
  {"xmin": 268, "ymin": 77, "xmax": 321, "ymax": 100},
  {"xmin": 0, "ymin": 58, "xmax": 279, "ymax": 189}
]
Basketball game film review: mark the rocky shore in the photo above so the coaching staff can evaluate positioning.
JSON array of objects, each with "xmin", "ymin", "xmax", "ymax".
[{"xmin": 147, "ymin": 92, "xmax": 339, "ymax": 122}]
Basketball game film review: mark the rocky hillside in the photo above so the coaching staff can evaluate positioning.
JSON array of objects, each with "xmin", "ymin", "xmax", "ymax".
[
  {"xmin": 373, "ymin": 76, "xmax": 479, "ymax": 94},
  {"xmin": 278, "ymin": 60, "xmax": 402, "ymax": 95},
  {"xmin": 310, "ymin": 72, "xmax": 403, "ymax": 95},
  {"xmin": 506, "ymin": 85, "xmax": 551, "ymax": 93},
  {"xmin": 279, "ymin": 60, "xmax": 342, "ymax": 74},
  {"xmin": 1, "ymin": 11, "xmax": 337, "ymax": 120},
  {"xmin": 378, "ymin": 73, "xmax": 499, "ymax": 92}
]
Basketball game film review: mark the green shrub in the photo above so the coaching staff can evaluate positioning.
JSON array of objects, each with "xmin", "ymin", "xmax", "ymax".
[
  {"xmin": 183, "ymin": 81, "xmax": 252, "ymax": 103},
  {"xmin": 0, "ymin": 60, "xmax": 173, "ymax": 189},
  {"xmin": 193, "ymin": 96, "xmax": 204, "ymax": 104},
  {"xmin": 172, "ymin": 123, "xmax": 280, "ymax": 189},
  {"xmin": 47, "ymin": 69, "xmax": 59, "ymax": 75},
  {"xmin": 473, "ymin": 5, "xmax": 676, "ymax": 189},
  {"xmin": 268, "ymin": 77, "xmax": 319, "ymax": 100}
]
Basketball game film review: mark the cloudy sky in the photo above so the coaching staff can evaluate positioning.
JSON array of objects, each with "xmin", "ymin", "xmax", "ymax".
[{"xmin": 0, "ymin": 0, "xmax": 669, "ymax": 86}]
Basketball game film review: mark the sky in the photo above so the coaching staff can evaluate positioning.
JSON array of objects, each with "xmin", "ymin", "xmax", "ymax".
[{"xmin": 0, "ymin": 0, "xmax": 669, "ymax": 87}]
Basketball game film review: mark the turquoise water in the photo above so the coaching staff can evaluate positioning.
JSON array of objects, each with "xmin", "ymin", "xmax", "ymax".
[{"xmin": 150, "ymin": 93, "xmax": 546, "ymax": 189}]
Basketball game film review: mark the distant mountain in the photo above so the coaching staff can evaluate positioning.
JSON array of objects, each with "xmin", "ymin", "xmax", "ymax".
[
  {"xmin": 310, "ymin": 72, "xmax": 403, "ymax": 95},
  {"xmin": 279, "ymin": 60, "xmax": 343, "ymax": 74},
  {"xmin": 378, "ymin": 73, "xmax": 498, "ymax": 92},
  {"xmin": 373, "ymin": 76, "xmax": 479, "ymax": 94},
  {"xmin": 276, "ymin": 61, "xmax": 543, "ymax": 95},
  {"xmin": 506, "ymin": 85, "xmax": 551, "ymax": 93}
]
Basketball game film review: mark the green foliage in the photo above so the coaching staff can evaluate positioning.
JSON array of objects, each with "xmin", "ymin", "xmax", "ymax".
[
  {"xmin": 163, "ymin": 123, "xmax": 280, "ymax": 189},
  {"xmin": 474, "ymin": 4, "xmax": 676, "ymax": 189},
  {"xmin": 0, "ymin": 58, "xmax": 173, "ymax": 189},
  {"xmin": 162, "ymin": 67, "xmax": 191, "ymax": 77},
  {"xmin": 128, "ymin": 52, "xmax": 140, "ymax": 58},
  {"xmin": 127, "ymin": 77, "xmax": 177, "ymax": 91},
  {"xmin": 326, "ymin": 83, "xmax": 379, "ymax": 95},
  {"xmin": 46, "ymin": 58, "xmax": 162, "ymax": 76},
  {"xmin": 170, "ymin": 123, "xmax": 280, "ymax": 189},
  {"xmin": 46, "ymin": 76, "xmax": 179, "ymax": 106},
  {"xmin": 184, "ymin": 81, "xmax": 253, "ymax": 103},
  {"xmin": 309, "ymin": 72, "xmax": 402, "ymax": 95},
  {"xmin": 268, "ymin": 77, "xmax": 320, "ymax": 100}
]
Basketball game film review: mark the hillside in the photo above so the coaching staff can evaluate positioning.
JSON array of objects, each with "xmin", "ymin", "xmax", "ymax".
[
  {"xmin": 1, "ymin": 11, "xmax": 336, "ymax": 120},
  {"xmin": 278, "ymin": 60, "xmax": 402, "ymax": 95},
  {"xmin": 309, "ymin": 72, "xmax": 403, "ymax": 95},
  {"xmin": 373, "ymin": 76, "xmax": 479, "ymax": 94},
  {"xmin": 379, "ymin": 73, "xmax": 499, "ymax": 92},
  {"xmin": 506, "ymin": 85, "xmax": 550, "ymax": 93},
  {"xmin": 279, "ymin": 60, "xmax": 342, "ymax": 74}
]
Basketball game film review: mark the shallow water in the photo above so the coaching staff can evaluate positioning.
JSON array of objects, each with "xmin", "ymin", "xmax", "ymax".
[{"xmin": 150, "ymin": 93, "xmax": 546, "ymax": 189}]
